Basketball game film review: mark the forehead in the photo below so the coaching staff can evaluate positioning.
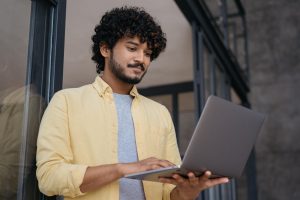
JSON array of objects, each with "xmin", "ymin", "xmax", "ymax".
[{"xmin": 117, "ymin": 36, "xmax": 150, "ymax": 49}]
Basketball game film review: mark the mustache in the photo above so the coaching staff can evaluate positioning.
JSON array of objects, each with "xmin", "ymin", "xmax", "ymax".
[{"xmin": 127, "ymin": 63, "xmax": 145, "ymax": 71}]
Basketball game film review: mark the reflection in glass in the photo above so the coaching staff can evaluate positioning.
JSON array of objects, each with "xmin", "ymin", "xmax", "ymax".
[
  {"xmin": 0, "ymin": 0, "xmax": 32, "ymax": 199},
  {"xmin": 0, "ymin": 87, "xmax": 26, "ymax": 198}
]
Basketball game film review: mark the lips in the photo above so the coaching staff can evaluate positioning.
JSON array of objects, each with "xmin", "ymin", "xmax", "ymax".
[{"xmin": 128, "ymin": 63, "xmax": 145, "ymax": 71}]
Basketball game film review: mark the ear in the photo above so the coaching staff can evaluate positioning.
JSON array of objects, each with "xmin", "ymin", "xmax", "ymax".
[{"xmin": 99, "ymin": 44, "xmax": 111, "ymax": 58}]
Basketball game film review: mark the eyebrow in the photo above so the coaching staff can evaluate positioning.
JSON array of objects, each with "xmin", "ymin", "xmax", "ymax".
[
  {"xmin": 126, "ymin": 41, "xmax": 152, "ymax": 52},
  {"xmin": 126, "ymin": 41, "xmax": 139, "ymax": 46}
]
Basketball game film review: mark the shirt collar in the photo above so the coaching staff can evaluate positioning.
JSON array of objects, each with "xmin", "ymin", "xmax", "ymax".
[{"xmin": 92, "ymin": 76, "xmax": 140, "ymax": 98}]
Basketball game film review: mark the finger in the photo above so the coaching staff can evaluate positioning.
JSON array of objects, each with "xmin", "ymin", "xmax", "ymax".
[
  {"xmin": 204, "ymin": 171, "xmax": 211, "ymax": 178},
  {"xmin": 209, "ymin": 177, "xmax": 229, "ymax": 186},
  {"xmin": 198, "ymin": 171, "xmax": 211, "ymax": 181},
  {"xmin": 142, "ymin": 164, "xmax": 163, "ymax": 171},
  {"xmin": 188, "ymin": 172, "xmax": 198, "ymax": 185},
  {"xmin": 146, "ymin": 159, "xmax": 174, "ymax": 168},
  {"xmin": 159, "ymin": 177, "xmax": 178, "ymax": 185},
  {"xmin": 142, "ymin": 157, "xmax": 174, "ymax": 167},
  {"xmin": 157, "ymin": 159, "xmax": 175, "ymax": 167},
  {"xmin": 201, "ymin": 177, "xmax": 229, "ymax": 189},
  {"xmin": 172, "ymin": 174, "xmax": 186, "ymax": 185},
  {"xmin": 142, "ymin": 157, "xmax": 159, "ymax": 162},
  {"xmin": 150, "ymin": 164, "xmax": 165, "ymax": 170}
]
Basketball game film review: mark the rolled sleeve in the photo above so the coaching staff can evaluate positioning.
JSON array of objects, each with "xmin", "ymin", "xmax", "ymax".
[{"xmin": 36, "ymin": 91, "xmax": 88, "ymax": 197}]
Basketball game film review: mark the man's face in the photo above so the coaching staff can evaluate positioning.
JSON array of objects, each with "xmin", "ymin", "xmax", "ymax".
[{"xmin": 108, "ymin": 36, "xmax": 152, "ymax": 84}]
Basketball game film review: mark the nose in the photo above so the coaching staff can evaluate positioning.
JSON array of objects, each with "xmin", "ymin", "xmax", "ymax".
[{"xmin": 134, "ymin": 50, "xmax": 145, "ymax": 63}]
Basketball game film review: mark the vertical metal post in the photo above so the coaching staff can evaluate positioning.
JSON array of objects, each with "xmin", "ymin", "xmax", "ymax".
[
  {"xmin": 242, "ymin": 101, "xmax": 258, "ymax": 200},
  {"xmin": 172, "ymin": 93, "xmax": 179, "ymax": 146},
  {"xmin": 224, "ymin": 77, "xmax": 231, "ymax": 100},
  {"xmin": 209, "ymin": 53, "xmax": 216, "ymax": 95},
  {"xmin": 192, "ymin": 22, "xmax": 206, "ymax": 119},
  {"xmin": 242, "ymin": 15, "xmax": 250, "ymax": 82},
  {"xmin": 232, "ymin": 22, "xmax": 238, "ymax": 56},
  {"xmin": 237, "ymin": 100, "xmax": 258, "ymax": 200},
  {"xmin": 45, "ymin": 6, "xmax": 55, "ymax": 103},
  {"xmin": 245, "ymin": 150, "xmax": 258, "ymax": 200},
  {"xmin": 192, "ymin": 22, "xmax": 207, "ymax": 200},
  {"xmin": 230, "ymin": 179, "xmax": 237, "ymax": 200},
  {"xmin": 220, "ymin": 0, "xmax": 229, "ymax": 48}
]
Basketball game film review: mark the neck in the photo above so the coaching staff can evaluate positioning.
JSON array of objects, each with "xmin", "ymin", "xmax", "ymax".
[{"xmin": 101, "ymin": 72, "xmax": 133, "ymax": 95}]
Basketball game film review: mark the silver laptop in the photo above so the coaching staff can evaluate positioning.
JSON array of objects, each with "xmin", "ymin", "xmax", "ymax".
[{"xmin": 125, "ymin": 95, "xmax": 266, "ymax": 182}]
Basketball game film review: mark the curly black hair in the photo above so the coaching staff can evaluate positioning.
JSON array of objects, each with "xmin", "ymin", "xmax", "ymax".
[{"xmin": 91, "ymin": 6, "xmax": 167, "ymax": 73}]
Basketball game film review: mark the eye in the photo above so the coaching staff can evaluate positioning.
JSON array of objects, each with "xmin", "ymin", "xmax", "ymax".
[
  {"xmin": 145, "ymin": 51, "xmax": 152, "ymax": 58},
  {"xmin": 127, "ymin": 46, "xmax": 136, "ymax": 52}
]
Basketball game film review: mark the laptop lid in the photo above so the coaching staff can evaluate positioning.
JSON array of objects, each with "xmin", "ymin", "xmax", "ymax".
[
  {"xmin": 125, "ymin": 95, "xmax": 265, "ymax": 181},
  {"xmin": 181, "ymin": 95, "xmax": 265, "ymax": 178}
]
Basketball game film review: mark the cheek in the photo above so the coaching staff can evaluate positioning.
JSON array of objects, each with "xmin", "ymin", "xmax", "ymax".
[
  {"xmin": 113, "ymin": 49, "xmax": 131, "ymax": 64},
  {"xmin": 144, "ymin": 60, "xmax": 151, "ymax": 70}
]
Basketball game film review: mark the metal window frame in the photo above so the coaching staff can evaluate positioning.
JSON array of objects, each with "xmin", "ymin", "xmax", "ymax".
[
  {"xmin": 175, "ymin": 0, "xmax": 249, "ymax": 104},
  {"xmin": 174, "ymin": 0, "xmax": 257, "ymax": 200},
  {"xmin": 27, "ymin": 0, "xmax": 66, "ymax": 101},
  {"xmin": 18, "ymin": 0, "xmax": 66, "ymax": 199}
]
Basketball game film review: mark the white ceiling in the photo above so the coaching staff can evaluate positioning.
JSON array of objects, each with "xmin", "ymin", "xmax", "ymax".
[{"xmin": 63, "ymin": 0, "xmax": 194, "ymax": 88}]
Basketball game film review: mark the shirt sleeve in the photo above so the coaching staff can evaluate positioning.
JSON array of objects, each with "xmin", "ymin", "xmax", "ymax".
[
  {"xmin": 36, "ymin": 91, "xmax": 88, "ymax": 197},
  {"xmin": 161, "ymin": 106, "xmax": 182, "ymax": 200}
]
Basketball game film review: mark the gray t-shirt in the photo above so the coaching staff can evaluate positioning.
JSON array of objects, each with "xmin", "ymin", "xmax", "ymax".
[{"xmin": 113, "ymin": 93, "xmax": 145, "ymax": 200}]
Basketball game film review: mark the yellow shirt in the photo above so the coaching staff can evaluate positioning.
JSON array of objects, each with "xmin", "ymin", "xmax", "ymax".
[{"xmin": 36, "ymin": 76, "xmax": 181, "ymax": 200}]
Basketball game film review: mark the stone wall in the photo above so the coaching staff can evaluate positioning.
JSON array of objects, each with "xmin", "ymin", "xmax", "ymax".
[{"xmin": 246, "ymin": 1, "xmax": 300, "ymax": 200}]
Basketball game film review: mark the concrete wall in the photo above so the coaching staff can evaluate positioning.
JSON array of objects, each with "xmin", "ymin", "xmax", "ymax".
[{"xmin": 246, "ymin": 1, "xmax": 300, "ymax": 200}]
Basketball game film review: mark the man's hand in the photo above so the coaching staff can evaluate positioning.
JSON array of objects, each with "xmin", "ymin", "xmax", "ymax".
[
  {"xmin": 159, "ymin": 171, "xmax": 229, "ymax": 200},
  {"xmin": 119, "ymin": 157, "xmax": 175, "ymax": 176},
  {"xmin": 80, "ymin": 157, "xmax": 175, "ymax": 193}
]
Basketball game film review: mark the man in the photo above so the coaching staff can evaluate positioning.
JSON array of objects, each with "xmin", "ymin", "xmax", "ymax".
[{"xmin": 36, "ymin": 6, "xmax": 228, "ymax": 200}]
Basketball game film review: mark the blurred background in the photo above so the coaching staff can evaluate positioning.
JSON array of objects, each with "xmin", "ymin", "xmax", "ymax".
[{"xmin": 0, "ymin": 0, "xmax": 299, "ymax": 200}]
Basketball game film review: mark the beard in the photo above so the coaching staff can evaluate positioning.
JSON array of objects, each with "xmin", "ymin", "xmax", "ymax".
[{"xmin": 109, "ymin": 55, "xmax": 147, "ymax": 84}]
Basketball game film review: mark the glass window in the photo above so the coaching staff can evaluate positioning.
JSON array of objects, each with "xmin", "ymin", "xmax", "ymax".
[
  {"xmin": 215, "ymin": 63, "xmax": 231, "ymax": 99},
  {"xmin": 179, "ymin": 92, "xmax": 195, "ymax": 155},
  {"xmin": 0, "ymin": 0, "xmax": 32, "ymax": 199},
  {"xmin": 149, "ymin": 95, "xmax": 173, "ymax": 113}
]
